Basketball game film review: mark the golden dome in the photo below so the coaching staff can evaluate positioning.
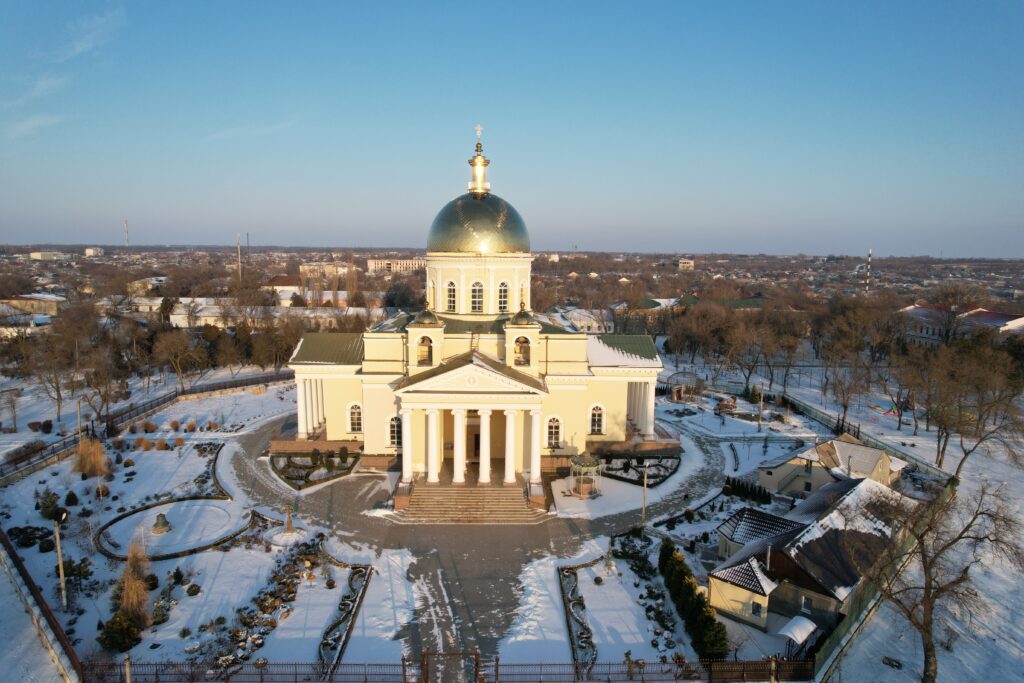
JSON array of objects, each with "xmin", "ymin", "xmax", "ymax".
[
  {"xmin": 426, "ymin": 128, "xmax": 530, "ymax": 254},
  {"xmin": 427, "ymin": 192, "xmax": 530, "ymax": 253}
]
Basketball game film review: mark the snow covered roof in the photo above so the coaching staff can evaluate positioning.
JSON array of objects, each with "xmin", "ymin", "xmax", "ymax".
[
  {"xmin": 784, "ymin": 478, "xmax": 901, "ymax": 601},
  {"xmin": 711, "ymin": 557, "xmax": 778, "ymax": 596},
  {"xmin": 717, "ymin": 507, "xmax": 804, "ymax": 546},
  {"xmin": 587, "ymin": 335, "xmax": 662, "ymax": 367},
  {"xmin": 777, "ymin": 615, "xmax": 818, "ymax": 645}
]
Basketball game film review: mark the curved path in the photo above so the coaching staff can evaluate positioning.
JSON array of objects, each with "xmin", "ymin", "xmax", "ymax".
[{"xmin": 222, "ymin": 413, "xmax": 730, "ymax": 675}]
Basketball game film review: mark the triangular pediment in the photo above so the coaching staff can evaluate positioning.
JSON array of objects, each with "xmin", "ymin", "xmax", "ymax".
[{"xmin": 395, "ymin": 351, "xmax": 546, "ymax": 395}]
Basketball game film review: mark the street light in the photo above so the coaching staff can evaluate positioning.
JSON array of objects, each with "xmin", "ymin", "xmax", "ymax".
[
  {"xmin": 641, "ymin": 462, "xmax": 649, "ymax": 527},
  {"xmin": 54, "ymin": 508, "xmax": 68, "ymax": 611}
]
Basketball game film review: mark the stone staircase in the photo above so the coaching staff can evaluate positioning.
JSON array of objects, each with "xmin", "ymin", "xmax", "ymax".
[{"xmin": 395, "ymin": 485, "xmax": 548, "ymax": 525}]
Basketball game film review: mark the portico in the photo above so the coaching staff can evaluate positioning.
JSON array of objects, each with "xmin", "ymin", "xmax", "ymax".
[
  {"xmin": 393, "ymin": 349, "xmax": 548, "ymax": 485},
  {"xmin": 396, "ymin": 404, "xmax": 545, "ymax": 486}
]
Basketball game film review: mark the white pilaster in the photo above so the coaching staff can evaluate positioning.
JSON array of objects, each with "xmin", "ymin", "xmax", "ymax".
[
  {"xmin": 479, "ymin": 410, "xmax": 492, "ymax": 485},
  {"xmin": 426, "ymin": 409, "xmax": 440, "ymax": 484},
  {"xmin": 453, "ymin": 408, "xmax": 467, "ymax": 484},
  {"xmin": 529, "ymin": 409, "xmax": 542, "ymax": 485},
  {"xmin": 296, "ymin": 377, "xmax": 308, "ymax": 439},
  {"xmin": 503, "ymin": 409, "xmax": 517, "ymax": 485},
  {"xmin": 400, "ymin": 408, "xmax": 413, "ymax": 483}
]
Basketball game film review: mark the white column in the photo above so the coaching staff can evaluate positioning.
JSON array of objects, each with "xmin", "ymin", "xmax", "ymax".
[
  {"xmin": 305, "ymin": 379, "xmax": 315, "ymax": 435},
  {"xmin": 453, "ymin": 408, "xmax": 467, "ymax": 485},
  {"xmin": 644, "ymin": 380, "xmax": 656, "ymax": 437},
  {"xmin": 426, "ymin": 409, "xmax": 440, "ymax": 484},
  {"xmin": 313, "ymin": 379, "xmax": 322, "ymax": 427},
  {"xmin": 503, "ymin": 409, "xmax": 517, "ymax": 485},
  {"xmin": 400, "ymin": 408, "xmax": 413, "ymax": 483},
  {"xmin": 627, "ymin": 382, "xmax": 635, "ymax": 425},
  {"xmin": 296, "ymin": 378, "xmax": 308, "ymax": 439},
  {"xmin": 479, "ymin": 410, "xmax": 492, "ymax": 485},
  {"xmin": 318, "ymin": 380, "xmax": 325, "ymax": 425},
  {"xmin": 529, "ymin": 409, "xmax": 542, "ymax": 485}
]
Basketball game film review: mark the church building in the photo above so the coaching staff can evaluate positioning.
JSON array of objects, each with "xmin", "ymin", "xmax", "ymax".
[{"xmin": 287, "ymin": 133, "xmax": 662, "ymax": 489}]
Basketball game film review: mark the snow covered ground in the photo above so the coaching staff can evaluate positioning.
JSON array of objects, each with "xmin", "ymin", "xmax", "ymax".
[
  {"xmin": 0, "ymin": 365, "xmax": 286, "ymax": 458},
  {"xmin": 497, "ymin": 538, "xmax": 605, "ymax": 662},
  {"xmin": 0, "ymin": 566, "xmax": 65, "ymax": 683},
  {"xmin": 663, "ymin": 351, "xmax": 1024, "ymax": 681},
  {"xmin": 552, "ymin": 433, "xmax": 704, "ymax": 520}
]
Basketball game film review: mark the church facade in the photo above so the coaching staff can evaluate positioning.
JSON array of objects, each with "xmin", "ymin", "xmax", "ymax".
[{"xmin": 288, "ymin": 135, "xmax": 662, "ymax": 487}]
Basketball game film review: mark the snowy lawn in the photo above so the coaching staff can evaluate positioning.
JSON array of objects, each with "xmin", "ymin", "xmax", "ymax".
[
  {"xmin": 498, "ymin": 539, "xmax": 606, "ymax": 662},
  {"xmin": 552, "ymin": 433, "xmax": 703, "ymax": 520}
]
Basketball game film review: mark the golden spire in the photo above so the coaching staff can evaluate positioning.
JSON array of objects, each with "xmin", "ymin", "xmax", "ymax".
[{"xmin": 468, "ymin": 124, "xmax": 491, "ymax": 195}]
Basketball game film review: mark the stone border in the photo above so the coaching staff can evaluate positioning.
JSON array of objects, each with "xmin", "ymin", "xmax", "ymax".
[
  {"xmin": 316, "ymin": 540, "xmax": 374, "ymax": 676},
  {"xmin": 556, "ymin": 554, "xmax": 605, "ymax": 675}
]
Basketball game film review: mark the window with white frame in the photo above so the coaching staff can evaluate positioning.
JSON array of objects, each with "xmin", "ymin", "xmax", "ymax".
[
  {"xmin": 349, "ymin": 404, "xmax": 363, "ymax": 433},
  {"xmin": 514, "ymin": 337, "xmax": 530, "ymax": 366},
  {"xmin": 547, "ymin": 417, "xmax": 561, "ymax": 449},
  {"xmin": 471, "ymin": 282, "xmax": 484, "ymax": 312},
  {"xmin": 446, "ymin": 282, "xmax": 456, "ymax": 312},
  {"xmin": 389, "ymin": 416, "xmax": 401, "ymax": 447},
  {"xmin": 590, "ymin": 406, "xmax": 604, "ymax": 434},
  {"xmin": 498, "ymin": 282, "xmax": 509, "ymax": 312},
  {"xmin": 801, "ymin": 596, "xmax": 813, "ymax": 613}
]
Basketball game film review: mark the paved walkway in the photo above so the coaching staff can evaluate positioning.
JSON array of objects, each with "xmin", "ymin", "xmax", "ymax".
[{"xmin": 225, "ymin": 415, "xmax": 730, "ymax": 677}]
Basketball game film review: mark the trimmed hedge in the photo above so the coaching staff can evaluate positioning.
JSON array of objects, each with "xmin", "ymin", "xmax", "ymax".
[{"xmin": 658, "ymin": 539, "xmax": 730, "ymax": 659}]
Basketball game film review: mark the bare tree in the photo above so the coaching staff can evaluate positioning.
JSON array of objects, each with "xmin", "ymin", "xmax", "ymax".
[
  {"xmin": 947, "ymin": 344, "xmax": 1023, "ymax": 478},
  {"xmin": 1, "ymin": 388, "xmax": 18, "ymax": 431},
  {"xmin": 31, "ymin": 344, "xmax": 70, "ymax": 422},
  {"xmin": 153, "ymin": 330, "xmax": 206, "ymax": 391},
  {"xmin": 852, "ymin": 485, "xmax": 1024, "ymax": 683}
]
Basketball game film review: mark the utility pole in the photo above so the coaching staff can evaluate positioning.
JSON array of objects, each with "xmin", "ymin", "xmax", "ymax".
[
  {"xmin": 236, "ymin": 233, "xmax": 243, "ymax": 285},
  {"xmin": 757, "ymin": 384, "xmax": 764, "ymax": 433},
  {"xmin": 54, "ymin": 509, "xmax": 68, "ymax": 611}
]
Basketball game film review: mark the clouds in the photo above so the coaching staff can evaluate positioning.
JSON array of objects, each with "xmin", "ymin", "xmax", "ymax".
[
  {"xmin": 3, "ymin": 114, "xmax": 65, "ymax": 140},
  {"xmin": 2, "ymin": 74, "xmax": 70, "ymax": 109},
  {"xmin": 205, "ymin": 121, "xmax": 296, "ymax": 141},
  {"xmin": 2, "ymin": 8, "xmax": 125, "ymax": 140},
  {"xmin": 51, "ymin": 7, "xmax": 127, "ymax": 64}
]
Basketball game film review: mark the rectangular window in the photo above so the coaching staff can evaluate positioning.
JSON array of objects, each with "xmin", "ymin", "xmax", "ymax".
[
  {"xmin": 471, "ymin": 284, "xmax": 483, "ymax": 312},
  {"xmin": 498, "ymin": 284, "xmax": 509, "ymax": 312},
  {"xmin": 752, "ymin": 602, "xmax": 762, "ymax": 617},
  {"xmin": 801, "ymin": 596, "xmax": 813, "ymax": 613},
  {"xmin": 804, "ymin": 481, "xmax": 812, "ymax": 492}
]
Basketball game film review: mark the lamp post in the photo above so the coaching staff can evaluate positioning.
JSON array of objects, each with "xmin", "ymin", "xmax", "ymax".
[
  {"xmin": 641, "ymin": 462, "xmax": 649, "ymax": 527},
  {"xmin": 54, "ymin": 508, "xmax": 68, "ymax": 611}
]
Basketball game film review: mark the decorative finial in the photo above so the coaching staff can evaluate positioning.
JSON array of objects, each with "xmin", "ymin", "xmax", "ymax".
[
  {"xmin": 468, "ymin": 125, "xmax": 490, "ymax": 194},
  {"xmin": 519, "ymin": 301, "xmax": 526, "ymax": 312}
]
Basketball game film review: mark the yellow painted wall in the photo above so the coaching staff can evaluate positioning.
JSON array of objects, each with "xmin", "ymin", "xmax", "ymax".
[{"xmin": 707, "ymin": 576, "xmax": 770, "ymax": 630}]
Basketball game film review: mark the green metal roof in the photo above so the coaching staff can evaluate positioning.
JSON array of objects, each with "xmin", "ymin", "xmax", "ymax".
[
  {"xmin": 595, "ymin": 334, "xmax": 659, "ymax": 360},
  {"xmin": 290, "ymin": 332, "xmax": 364, "ymax": 365}
]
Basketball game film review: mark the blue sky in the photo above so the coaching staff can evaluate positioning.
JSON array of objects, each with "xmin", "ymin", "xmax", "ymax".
[{"xmin": 0, "ymin": 2, "xmax": 1021, "ymax": 256}]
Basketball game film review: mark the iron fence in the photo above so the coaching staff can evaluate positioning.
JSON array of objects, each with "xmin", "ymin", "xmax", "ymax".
[{"xmin": 80, "ymin": 657, "xmax": 815, "ymax": 683}]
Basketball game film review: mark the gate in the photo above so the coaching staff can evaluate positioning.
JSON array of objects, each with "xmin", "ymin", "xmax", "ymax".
[{"xmin": 420, "ymin": 651, "xmax": 483, "ymax": 683}]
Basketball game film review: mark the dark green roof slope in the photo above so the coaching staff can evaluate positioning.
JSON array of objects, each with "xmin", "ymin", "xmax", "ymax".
[
  {"xmin": 596, "ymin": 334, "xmax": 659, "ymax": 360},
  {"xmin": 290, "ymin": 332, "xmax": 364, "ymax": 365}
]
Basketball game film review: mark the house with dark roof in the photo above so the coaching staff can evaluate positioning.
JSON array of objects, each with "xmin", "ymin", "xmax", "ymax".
[{"xmin": 708, "ymin": 478, "xmax": 901, "ymax": 631}]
